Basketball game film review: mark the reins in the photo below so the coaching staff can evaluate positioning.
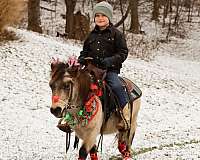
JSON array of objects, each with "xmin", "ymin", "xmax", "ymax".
[
  {"xmin": 60, "ymin": 78, "xmax": 75, "ymax": 154},
  {"xmin": 66, "ymin": 131, "xmax": 71, "ymax": 153}
]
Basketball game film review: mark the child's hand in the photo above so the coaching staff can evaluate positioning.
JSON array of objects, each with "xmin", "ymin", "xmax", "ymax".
[{"xmin": 101, "ymin": 57, "xmax": 113, "ymax": 68}]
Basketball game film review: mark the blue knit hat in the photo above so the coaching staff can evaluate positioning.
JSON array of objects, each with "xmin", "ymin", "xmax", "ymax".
[{"xmin": 93, "ymin": 1, "xmax": 113, "ymax": 22}]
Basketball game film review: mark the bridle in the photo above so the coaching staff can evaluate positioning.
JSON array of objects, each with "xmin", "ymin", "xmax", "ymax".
[{"xmin": 60, "ymin": 75, "xmax": 80, "ymax": 116}]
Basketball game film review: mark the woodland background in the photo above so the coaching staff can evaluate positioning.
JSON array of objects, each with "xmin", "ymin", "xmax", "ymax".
[
  {"xmin": 0, "ymin": 0, "xmax": 200, "ymax": 59},
  {"xmin": 1, "ymin": 0, "xmax": 200, "ymax": 159}
]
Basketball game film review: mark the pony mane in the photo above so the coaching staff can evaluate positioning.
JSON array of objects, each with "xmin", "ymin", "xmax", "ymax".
[
  {"xmin": 77, "ymin": 69, "xmax": 91, "ymax": 102},
  {"xmin": 66, "ymin": 64, "xmax": 91, "ymax": 103},
  {"xmin": 50, "ymin": 62, "xmax": 68, "ymax": 84}
]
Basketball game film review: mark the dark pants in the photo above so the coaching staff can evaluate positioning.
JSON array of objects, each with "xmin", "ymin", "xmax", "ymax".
[{"xmin": 105, "ymin": 71, "xmax": 128, "ymax": 108}]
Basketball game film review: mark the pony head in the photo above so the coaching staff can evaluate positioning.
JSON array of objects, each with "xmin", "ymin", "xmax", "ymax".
[{"xmin": 49, "ymin": 56, "xmax": 90, "ymax": 118}]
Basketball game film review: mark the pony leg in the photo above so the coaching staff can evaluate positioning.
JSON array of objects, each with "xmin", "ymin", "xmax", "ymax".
[
  {"xmin": 118, "ymin": 141, "xmax": 131, "ymax": 159},
  {"xmin": 128, "ymin": 98, "xmax": 141, "ymax": 146},
  {"xmin": 78, "ymin": 145, "xmax": 88, "ymax": 160},
  {"xmin": 78, "ymin": 134, "xmax": 98, "ymax": 160},
  {"xmin": 89, "ymin": 145, "xmax": 98, "ymax": 160}
]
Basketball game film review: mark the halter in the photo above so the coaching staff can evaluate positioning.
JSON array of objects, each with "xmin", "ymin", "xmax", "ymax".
[
  {"xmin": 61, "ymin": 55, "xmax": 81, "ymax": 114},
  {"xmin": 60, "ymin": 76, "xmax": 79, "ymax": 116}
]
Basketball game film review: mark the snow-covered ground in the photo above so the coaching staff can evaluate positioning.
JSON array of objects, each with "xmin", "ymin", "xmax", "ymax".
[{"xmin": 0, "ymin": 26, "xmax": 200, "ymax": 160}]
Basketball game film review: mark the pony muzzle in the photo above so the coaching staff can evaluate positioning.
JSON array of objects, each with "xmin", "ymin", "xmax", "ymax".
[
  {"xmin": 50, "ymin": 96, "xmax": 64, "ymax": 118},
  {"xmin": 50, "ymin": 106, "xmax": 63, "ymax": 118}
]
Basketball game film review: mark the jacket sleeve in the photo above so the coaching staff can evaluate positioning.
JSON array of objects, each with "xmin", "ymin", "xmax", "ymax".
[
  {"xmin": 108, "ymin": 31, "xmax": 128, "ymax": 67},
  {"xmin": 78, "ymin": 37, "xmax": 90, "ymax": 64}
]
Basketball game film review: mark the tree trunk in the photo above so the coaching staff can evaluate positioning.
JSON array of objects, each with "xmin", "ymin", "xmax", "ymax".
[
  {"xmin": 129, "ymin": 0, "xmax": 140, "ymax": 34},
  {"xmin": 187, "ymin": 0, "xmax": 195, "ymax": 22},
  {"xmin": 152, "ymin": 0, "xmax": 159, "ymax": 21},
  {"xmin": 114, "ymin": 3, "xmax": 130, "ymax": 28},
  {"xmin": 187, "ymin": 0, "xmax": 192, "ymax": 22},
  {"xmin": 119, "ymin": 0, "xmax": 125, "ymax": 33},
  {"xmin": 28, "ymin": 0, "xmax": 42, "ymax": 33},
  {"xmin": 166, "ymin": 0, "xmax": 173, "ymax": 40},
  {"xmin": 64, "ymin": 0, "xmax": 77, "ymax": 38},
  {"xmin": 72, "ymin": 11, "xmax": 90, "ymax": 41},
  {"xmin": 174, "ymin": 0, "xmax": 181, "ymax": 26},
  {"xmin": 162, "ymin": 0, "xmax": 169, "ymax": 28},
  {"xmin": 198, "ymin": 7, "xmax": 200, "ymax": 17}
]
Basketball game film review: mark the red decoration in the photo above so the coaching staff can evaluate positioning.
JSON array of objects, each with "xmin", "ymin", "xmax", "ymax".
[
  {"xmin": 90, "ymin": 153, "xmax": 98, "ymax": 160},
  {"xmin": 90, "ymin": 83, "xmax": 98, "ymax": 90},
  {"xmin": 90, "ymin": 82, "xmax": 103, "ymax": 97},
  {"xmin": 80, "ymin": 80, "xmax": 103, "ymax": 127},
  {"xmin": 96, "ymin": 89, "xmax": 103, "ymax": 97},
  {"xmin": 85, "ymin": 95, "xmax": 95, "ymax": 112},
  {"xmin": 52, "ymin": 96, "xmax": 60, "ymax": 103},
  {"xmin": 118, "ymin": 141, "xmax": 131, "ymax": 159}
]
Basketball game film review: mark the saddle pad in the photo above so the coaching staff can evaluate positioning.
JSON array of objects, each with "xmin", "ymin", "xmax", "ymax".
[
  {"xmin": 130, "ymin": 82, "xmax": 142, "ymax": 101},
  {"xmin": 120, "ymin": 77, "xmax": 142, "ymax": 101}
]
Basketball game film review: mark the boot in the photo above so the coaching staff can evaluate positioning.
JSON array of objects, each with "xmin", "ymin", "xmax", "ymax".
[{"xmin": 117, "ymin": 103, "xmax": 130, "ymax": 130}]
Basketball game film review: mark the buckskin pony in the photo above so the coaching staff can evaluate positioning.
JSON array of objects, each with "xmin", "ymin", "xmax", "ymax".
[{"xmin": 49, "ymin": 57, "xmax": 141, "ymax": 160}]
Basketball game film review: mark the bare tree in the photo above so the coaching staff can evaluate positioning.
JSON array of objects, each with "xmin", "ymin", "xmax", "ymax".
[
  {"xmin": 187, "ymin": 0, "xmax": 195, "ymax": 22},
  {"xmin": 114, "ymin": 4, "xmax": 130, "ymax": 28},
  {"xmin": 162, "ymin": 0, "xmax": 170, "ymax": 28},
  {"xmin": 174, "ymin": 0, "xmax": 183, "ymax": 26},
  {"xmin": 72, "ymin": 11, "xmax": 90, "ymax": 41},
  {"xmin": 166, "ymin": 0, "xmax": 173, "ymax": 40},
  {"xmin": 152, "ymin": 0, "xmax": 159, "ymax": 21},
  {"xmin": 28, "ymin": 0, "xmax": 42, "ymax": 33},
  {"xmin": 64, "ymin": 0, "xmax": 77, "ymax": 38},
  {"xmin": 64, "ymin": 0, "xmax": 90, "ymax": 40},
  {"xmin": 129, "ymin": 0, "xmax": 140, "ymax": 33}
]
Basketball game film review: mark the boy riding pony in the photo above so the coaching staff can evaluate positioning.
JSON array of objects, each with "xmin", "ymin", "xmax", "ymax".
[{"xmin": 78, "ymin": 1, "xmax": 130, "ymax": 130}]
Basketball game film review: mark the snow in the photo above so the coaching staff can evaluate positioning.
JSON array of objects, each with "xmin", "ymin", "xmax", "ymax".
[{"xmin": 0, "ymin": 26, "xmax": 200, "ymax": 159}]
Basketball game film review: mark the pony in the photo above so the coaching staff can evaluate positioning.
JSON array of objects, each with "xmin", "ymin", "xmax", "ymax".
[{"xmin": 49, "ymin": 57, "xmax": 141, "ymax": 160}]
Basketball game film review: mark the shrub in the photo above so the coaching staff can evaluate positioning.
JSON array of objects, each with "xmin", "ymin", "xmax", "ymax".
[{"xmin": 0, "ymin": 0, "xmax": 26, "ymax": 32}]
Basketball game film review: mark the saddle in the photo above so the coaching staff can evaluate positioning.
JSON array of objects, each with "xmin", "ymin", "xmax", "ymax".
[
  {"xmin": 86, "ymin": 64, "xmax": 142, "ymax": 119},
  {"xmin": 86, "ymin": 63, "xmax": 142, "ymax": 101}
]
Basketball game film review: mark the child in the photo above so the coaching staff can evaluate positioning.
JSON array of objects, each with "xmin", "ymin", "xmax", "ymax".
[{"xmin": 78, "ymin": 1, "xmax": 129, "ymax": 130}]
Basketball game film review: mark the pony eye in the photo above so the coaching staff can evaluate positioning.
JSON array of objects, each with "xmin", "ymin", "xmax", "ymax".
[
  {"xmin": 50, "ymin": 83, "xmax": 55, "ymax": 90},
  {"xmin": 63, "ymin": 83, "xmax": 70, "ymax": 90}
]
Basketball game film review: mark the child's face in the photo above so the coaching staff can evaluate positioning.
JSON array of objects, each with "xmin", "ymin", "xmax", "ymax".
[{"xmin": 94, "ymin": 13, "xmax": 109, "ymax": 29}]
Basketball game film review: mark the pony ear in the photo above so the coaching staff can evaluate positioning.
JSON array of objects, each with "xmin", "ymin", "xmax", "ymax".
[
  {"xmin": 51, "ymin": 57, "xmax": 60, "ymax": 70},
  {"xmin": 66, "ymin": 56, "xmax": 80, "ymax": 77},
  {"xmin": 67, "ymin": 65, "xmax": 79, "ymax": 77},
  {"xmin": 67, "ymin": 56, "xmax": 80, "ymax": 67}
]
